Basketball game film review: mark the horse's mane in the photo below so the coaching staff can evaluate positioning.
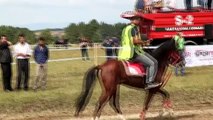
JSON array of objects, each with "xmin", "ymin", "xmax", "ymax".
[{"xmin": 152, "ymin": 40, "xmax": 176, "ymax": 61}]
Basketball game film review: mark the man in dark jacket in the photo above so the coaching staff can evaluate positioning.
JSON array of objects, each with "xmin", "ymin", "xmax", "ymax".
[
  {"xmin": 0, "ymin": 35, "xmax": 13, "ymax": 91},
  {"xmin": 33, "ymin": 37, "xmax": 49, "ymax": 90},
  {"xmin": 102, "ymin": 38, "xmax": 114, "ymax": 60}
]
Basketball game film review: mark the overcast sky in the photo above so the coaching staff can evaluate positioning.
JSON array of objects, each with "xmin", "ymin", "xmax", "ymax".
[{"xmin": 0, "ymin": 0, "xmax": 198, "ymax": 30}]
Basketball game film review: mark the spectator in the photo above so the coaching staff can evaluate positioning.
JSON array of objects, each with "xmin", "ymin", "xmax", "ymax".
[
  {"xmin": 33, "ymin": 37, "xmax": 49, "ymax": 91},
  {"xmin": 135, "ymin": 0, "xmax": 146, "ymax": 12},
  {"xmin": 152, "ymin": 0, "xmax": 164, "ymax": 8},
  {"xmin": 208, "ymin": 0, "xmax": 212, "ymax": 9},
  {"xmin": 102, "ymin": 38, "xmax": 114, "ymax": 60},
  {"xmin": 135, "ymin": 0, "xmax": 155, "ymax": 12},
  {"xmin": 145, "ymin": 0, "xmax": 164, "ymax": 13},
  {"xmin": 13, "ymin": 34, "xmax": 32, "ymax": 91},
  {"xmin": 198, "ymin": 0, "xmax": 208, "ymax": 9},
  {"xmin": 79, "ymin": 38, "xmax": 90, "ymax": 61},
  {"xmin": 0, "ymin": 35, "xmax": 13, "ymax": 92},
  {"xmin": 173, "ymin": 32, "xmax": 185, "ymax": 76},
  {"xmin": 111, "ymin": 37, "xmax": 120, "ymax": 57},
  {"xmin": 161, "ymin": 0, "xmax": 176, "ymax": 11},
  {"xmin": 144, "ymin": 0, "xmax": 153, "ymax": 13},
  {"xmin": 184, "ymin": 0, "xmax": 192, "ymax": 10}
]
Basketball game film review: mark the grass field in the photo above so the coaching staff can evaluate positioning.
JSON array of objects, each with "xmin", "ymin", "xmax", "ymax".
[{"xmin": 0, "ymin": 48, "xmax": 213, "ymax": 119}]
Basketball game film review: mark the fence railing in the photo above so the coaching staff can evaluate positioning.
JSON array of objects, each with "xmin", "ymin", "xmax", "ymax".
[{"xmin": 26, "ymin": 44, "xmax": 213, "ymax": 67}]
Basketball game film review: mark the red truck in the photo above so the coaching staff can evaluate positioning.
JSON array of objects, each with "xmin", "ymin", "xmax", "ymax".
[{"xmin": 122, "ymin": 9, "xmax": 213, "ymax": 45}]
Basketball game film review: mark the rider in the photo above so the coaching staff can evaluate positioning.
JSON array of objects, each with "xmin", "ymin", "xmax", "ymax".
[{"xmin": 118, "ymin": 11, "xmax": 161, "ymax": 89}]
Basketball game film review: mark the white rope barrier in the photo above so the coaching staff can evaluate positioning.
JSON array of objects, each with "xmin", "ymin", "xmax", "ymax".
[{"xmin": 10, "ymin": 46, "xmax": 158, "ymax": 65}]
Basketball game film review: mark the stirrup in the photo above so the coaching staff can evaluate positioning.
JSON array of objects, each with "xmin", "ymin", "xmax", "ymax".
[{"xmin": 145, "ymin": 82, "xmax": 161, "ymax": 90}]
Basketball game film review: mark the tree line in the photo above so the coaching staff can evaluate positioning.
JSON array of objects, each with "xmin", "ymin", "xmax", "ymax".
[
  {"xmin": 64, "ymin": 19, "xmax": 126, "ymax": 43},
  {"xmin": 0, "ymin": 26, "xmax": 36, "ymax": 44},
  {"xmin": 0, "ymin": 19, "xmax": 126, "ymax": 44}
]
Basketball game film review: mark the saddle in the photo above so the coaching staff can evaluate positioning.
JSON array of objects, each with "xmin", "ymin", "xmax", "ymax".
[{"xmin": 121, "ymin": 61, "xmax": 146, "ymax": 77}]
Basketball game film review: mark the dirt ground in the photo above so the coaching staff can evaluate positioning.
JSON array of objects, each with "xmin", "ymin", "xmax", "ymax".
[{"xmin": 1, "ymin": 107, "xmax": 213, "ymax": 120}]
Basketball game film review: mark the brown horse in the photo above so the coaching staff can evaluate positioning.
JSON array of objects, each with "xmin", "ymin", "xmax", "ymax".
[{"xmin": 75, "ymin": 39, "xmax": 181, "ymax": 120}]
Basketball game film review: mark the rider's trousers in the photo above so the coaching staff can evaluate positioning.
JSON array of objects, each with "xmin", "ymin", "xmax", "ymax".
[{"xmin": 133, "ymin": 52, "xmax": 158, "ymax": 84}]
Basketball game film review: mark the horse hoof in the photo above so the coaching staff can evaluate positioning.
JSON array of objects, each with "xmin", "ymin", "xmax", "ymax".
[
  {"xmin": 159, "ymin": 108, "xmax": 165, "ymax": 116},
  {"xmin": 168, "ymin": 109, "xmax": 174, "ymax": 117},
  {"xmin": 159, "ymin": 111, "xmax": 169, "ymax": 117},
  {"xmin": 140, "ymin": 112, "xmax": 145, "ymax": 120},
  {"xmin": 159, "ymin": 108, "xmax": 172, "ymax": 117},
  {"xmin": 92, "ymin": 117, "xmax": 99, "ymax": 120},
  {"xmin": 118, "ymin": 114, "xmax": 126, "ymax": 120},
  {"xmin": 74, "ymin": 112, "xmax": 79, "ymax": 117}
]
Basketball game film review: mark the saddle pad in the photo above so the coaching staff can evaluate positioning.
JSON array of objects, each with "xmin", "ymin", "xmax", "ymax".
[{"xmin": 122, "ymin": 61, "xmax": 146, "ymax": 77}]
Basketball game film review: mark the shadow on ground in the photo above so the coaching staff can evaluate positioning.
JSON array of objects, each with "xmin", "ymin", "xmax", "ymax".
[{"xmin": 128, "ymin": 114, "xmax": 196, "ymax": 120}]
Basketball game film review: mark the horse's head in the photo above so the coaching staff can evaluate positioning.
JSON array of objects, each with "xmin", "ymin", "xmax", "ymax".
[{"xmin": 152, "ymin": 39, "xmax": 182, "ymax": 67}]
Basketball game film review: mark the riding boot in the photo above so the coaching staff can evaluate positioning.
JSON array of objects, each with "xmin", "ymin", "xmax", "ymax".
[
  {"xmin": 145, "ymin": 67, "xmax": 161, "ymax": 89},
  {"xmin": 145, "ymin": 82, "xmax": 161, "ymax": 90}
]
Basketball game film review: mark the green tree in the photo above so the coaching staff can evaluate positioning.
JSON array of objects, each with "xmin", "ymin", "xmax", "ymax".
[
  {"xmin": 92, "ymin": 29, "xmax": 102, "ymax": 43},
  {"xmin": 0, "ymin": 25, "xmax": 36, "ymax": 44},
  {"xmin": 65, "ymin": 23, "xmax": 80, "ymax": 43},
  {"xmin": 64, "ymin": 19, "xmax": 126, "ymax": 43},
  {"xmin": 85, "ymin": 19, "xmax": 99, "ymax": 40},
  {"xmin": 114, "ymin": 23, "xmax": 127, "ymax": 39},
  {"xmin": 39, "ymin": 29, "xmax": 54, "ymax": 44}
]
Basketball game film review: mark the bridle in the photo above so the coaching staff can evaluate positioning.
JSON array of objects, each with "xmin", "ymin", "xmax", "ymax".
[{"xmin": 169, "ymin": 51, "xmax": 181, "ymax": 66}]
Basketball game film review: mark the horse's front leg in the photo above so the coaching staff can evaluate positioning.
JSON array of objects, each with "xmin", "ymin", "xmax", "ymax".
[
  {"xmin": 140, "ymin": 91, "xmax": 154, "ymax": 120},
  {"xmin": 158, "ymin": 88, "xmax": 174, "ymax": 117}
]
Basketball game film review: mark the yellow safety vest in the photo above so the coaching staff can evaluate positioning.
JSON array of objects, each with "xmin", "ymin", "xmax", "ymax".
[
  {"xmin": 118, "ymin": 24, "xmax": 135, "ymax": 60},
  {"xmin": 118, "ymin": 24, "xmax": 144, "ymax": 60}
]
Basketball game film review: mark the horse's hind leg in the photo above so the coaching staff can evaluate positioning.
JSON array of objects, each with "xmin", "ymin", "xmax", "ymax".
[
  {"xmin": 93, "ymin": 92, "xmax": 110, "ymax": 120},
  {"xmin": 109, "ymin": 86, "xmax": 125, "ymax": 120},
  {"xmin": 109, "ymin": 86, "xmax": 122, "ymax": 114}
]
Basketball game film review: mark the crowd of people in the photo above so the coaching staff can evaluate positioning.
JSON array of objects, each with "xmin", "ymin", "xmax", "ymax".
[
  {"xmin": 0, "ymin": 34, "xmax": 121, "ymax": 92},
  {"xmin": 79, "ymin": 37, "xmax": 120, "ymax": 61},
  {"xmin": 135, "ymin": 0, "xmax": 212, "ymax": 13},
  {"xmin": 0, "ymin": 34, "xmax": 49, "ymax": 92}
]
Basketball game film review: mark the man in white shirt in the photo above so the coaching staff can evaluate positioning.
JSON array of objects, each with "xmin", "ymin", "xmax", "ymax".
[{"xmin": 13, "ymin": 34, "xmax": 32, "ymax": 91}]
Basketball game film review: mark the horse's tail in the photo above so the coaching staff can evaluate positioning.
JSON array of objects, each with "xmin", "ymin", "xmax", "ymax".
[{"xmin": 75, "ymin": 65, "xmax": 99, "ymax": 116}]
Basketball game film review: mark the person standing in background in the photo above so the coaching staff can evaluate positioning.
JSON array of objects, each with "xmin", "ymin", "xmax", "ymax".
[
  {"xmin": 185, "ymin": 0, "xmax": 192, "ymax": 10},
  {"xmin": 13, "ymin": 34, "xmax": 32, "ymax": 91},
  {"xmin": 33, "ymin": 37, "xmax": 49, "ymax": 91},
  {"xmin": 79, "ymin": 38, "xmax": 90, "ymax": 61},
  {"xmin": 102, "ymin": 38, "xmax": 114, "ymax": 60},
  {"xmin": 173, "ymin": 32, "xmax": 185, "ymax": 76},
  {"xmin": 161, "ymin": 0, "xmax": 176, "ymax": 11},
  {"xmin": 208, "ymin": 0, "xmax": 212, "ymax": 9},
  {"xmin": 135, "ymin": 0, "xmax": 146, "ymax": 11},
  {"xmin": 0, "ymin": 35, "xmax": 13, "ymax": 92},
  {"xmin": 111, "ymin": 37, "xmax": 120, "ymax": 57},
  {"xmin": 198, "ymin": 0, "xmax": 208, "ymax": 9}
]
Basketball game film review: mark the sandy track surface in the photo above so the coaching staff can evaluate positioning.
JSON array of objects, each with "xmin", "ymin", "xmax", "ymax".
[
  {"xmin": 70, "ymin": 109, "xmax": 213, "ymax": 120},
  {"xmin": 1, "ymin": 109, "xmax": 213, "ymax": 120}
]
